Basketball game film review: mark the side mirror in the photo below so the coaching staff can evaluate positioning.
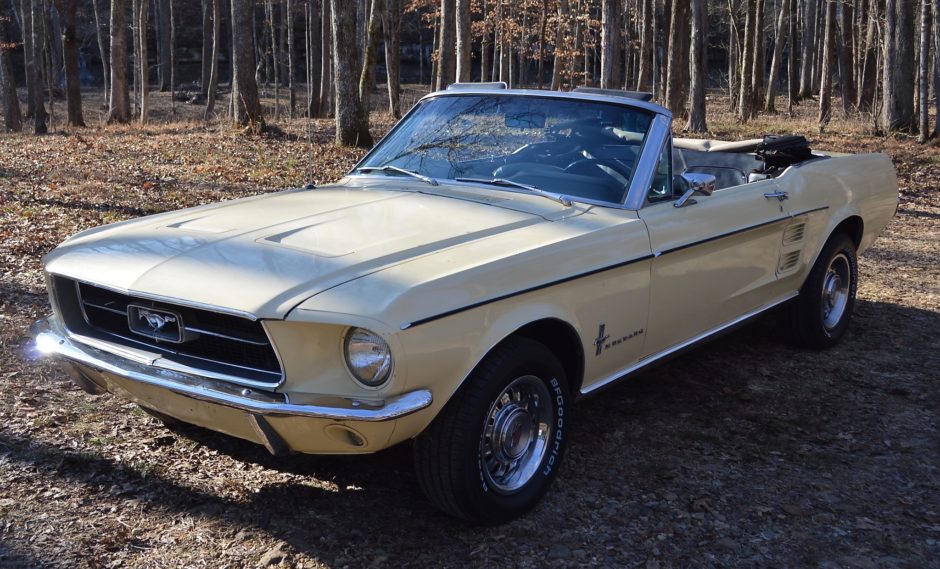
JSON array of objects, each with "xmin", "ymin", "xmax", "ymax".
[{"xmin": 673, "ymin": 172, "xmax": 717, "ymax": 208}]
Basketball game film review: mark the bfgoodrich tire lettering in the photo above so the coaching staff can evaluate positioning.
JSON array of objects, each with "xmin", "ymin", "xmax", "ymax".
[
  {"xmin": 414, "ymin": 336, "xmax": 570, "ymax": 524},
  {"xmin": 782, "ymin": 232, "xmax": 858, "ymax": 349}
]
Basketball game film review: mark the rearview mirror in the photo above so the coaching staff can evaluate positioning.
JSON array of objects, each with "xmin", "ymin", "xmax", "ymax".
[{"xmin": 674, "ymin": 172, "xmax": 717, "ymax": 208}]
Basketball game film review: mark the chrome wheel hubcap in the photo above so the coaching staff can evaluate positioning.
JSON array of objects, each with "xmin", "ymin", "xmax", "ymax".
[
  {"xmin": 821, "ymin": 253, "xmax": 851, "ymax": 330},
  {"xmin": 481, "ymin": 375, "xmax": 552, "ymax": 494}
]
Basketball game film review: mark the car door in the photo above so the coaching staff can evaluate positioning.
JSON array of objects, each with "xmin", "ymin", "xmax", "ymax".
[{"xmin": 637, "ymin": 142, "xmax": 796, "ymax": 359}]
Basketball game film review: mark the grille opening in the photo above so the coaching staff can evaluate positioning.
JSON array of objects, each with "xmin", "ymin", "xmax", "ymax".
[{"xmin": 55, "ymin": 277, "xmax": 282, "ymax": 385}]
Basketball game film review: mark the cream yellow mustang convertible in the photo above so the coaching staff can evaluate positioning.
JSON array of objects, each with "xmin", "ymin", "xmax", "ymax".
[{"xmin": 34, "ymin": 86, "xmax": 898, "ymax": 523}]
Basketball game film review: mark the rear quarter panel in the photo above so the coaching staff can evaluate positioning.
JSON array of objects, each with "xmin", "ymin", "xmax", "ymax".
[{"xmin": 778, "ymin": 153, "xmax": 898, "ymax": 287}]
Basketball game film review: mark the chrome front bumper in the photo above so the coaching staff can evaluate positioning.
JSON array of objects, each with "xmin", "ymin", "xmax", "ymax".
[{"xmin": 32, "ymin": 316, "xmax": 433, "ymax": 453}]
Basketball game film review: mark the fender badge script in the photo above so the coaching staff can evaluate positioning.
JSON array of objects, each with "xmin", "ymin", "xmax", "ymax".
[{"xmin": 593, "ymin": 323, "xmax": 644, "ymax": 356}]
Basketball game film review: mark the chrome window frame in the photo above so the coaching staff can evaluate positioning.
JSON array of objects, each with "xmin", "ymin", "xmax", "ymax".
[{"xmin": 623, "ymin": 113, "xmax": 673, "ymax": 211}]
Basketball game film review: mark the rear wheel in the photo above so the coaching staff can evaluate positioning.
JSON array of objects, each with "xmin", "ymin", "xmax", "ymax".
[
  {"xmin": 414, "ymin": 337, "xmax": 570, "ymax": 524},
  {"xmin": 781, "ymin": 233, "xmax": 858, "ymax": 348}
]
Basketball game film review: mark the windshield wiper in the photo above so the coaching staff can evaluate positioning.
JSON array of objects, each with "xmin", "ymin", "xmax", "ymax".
[
  {"xmin": 455, "ymin": 177, "xmax": 573, "ymax": 207},
  {"xmin": 356, "ymin": 165, "xmax": 439, "ymax": 186}
]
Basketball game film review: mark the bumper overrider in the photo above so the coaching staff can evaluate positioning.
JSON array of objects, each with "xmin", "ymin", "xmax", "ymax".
[{"xmin": 31, "ymin": 316, "xmax": 433, "ymax": 455}]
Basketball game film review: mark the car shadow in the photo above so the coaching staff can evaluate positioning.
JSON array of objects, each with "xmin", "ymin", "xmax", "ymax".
[{"xmin": 3, "ymin": 298, "xmax": 938, "ymax": 567}]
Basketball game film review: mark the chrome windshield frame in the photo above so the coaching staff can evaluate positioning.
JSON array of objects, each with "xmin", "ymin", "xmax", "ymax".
[{"xmin": 350, "ymin": 89, "xmax": 674, "ymax": 211}]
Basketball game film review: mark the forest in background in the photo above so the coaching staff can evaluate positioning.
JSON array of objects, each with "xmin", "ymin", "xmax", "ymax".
[{"xmin": 0, "ymin": 0, "xmax": 937, "ymax": 145}]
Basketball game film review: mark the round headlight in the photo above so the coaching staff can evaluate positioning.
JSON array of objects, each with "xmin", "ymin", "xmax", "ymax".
[{"xmin": 343, "ymin": 328, "xmax": 393, "ymax": 388}]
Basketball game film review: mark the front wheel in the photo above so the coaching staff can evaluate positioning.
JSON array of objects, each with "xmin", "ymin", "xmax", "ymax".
[
  {"xmin": 781, "ymin": 232, "xmax": 858, "ymax": 349},
  {"xmin": 414, "ymin": 337, "xmax": 570, "ymax": 524}
]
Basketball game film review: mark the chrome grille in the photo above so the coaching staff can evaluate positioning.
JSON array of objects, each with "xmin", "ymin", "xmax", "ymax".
[{"xmin": 54, "ymin": 277, "xmax": 282, "ymax": 385}]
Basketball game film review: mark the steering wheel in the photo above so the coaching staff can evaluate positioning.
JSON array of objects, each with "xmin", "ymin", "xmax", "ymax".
[{"xmin": 563, "ymin": 158, "xmax": 633, "ymax": 183}]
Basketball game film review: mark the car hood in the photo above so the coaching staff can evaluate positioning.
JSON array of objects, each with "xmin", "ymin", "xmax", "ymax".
[{"xmin": 43, "ymin": 179, "xmax": 586, "ymax": 318}]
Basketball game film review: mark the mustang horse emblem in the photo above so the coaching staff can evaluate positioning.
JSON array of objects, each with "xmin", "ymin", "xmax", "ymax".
[{"xmin": 139, "ymin": 309, "xmax": 176, "ymax": 332}]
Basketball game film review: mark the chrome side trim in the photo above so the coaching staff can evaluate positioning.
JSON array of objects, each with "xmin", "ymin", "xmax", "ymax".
[
  {"xmin": 33, "ymin": 316, "xmax": 432, "ymax": 422},
  {"xmin": 580, "ymin": 293, "xmax": 798, "ymax": 395}
]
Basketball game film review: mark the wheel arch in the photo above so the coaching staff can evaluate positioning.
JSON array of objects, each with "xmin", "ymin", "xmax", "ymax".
[
  {"xmin": 833, "ymin": 215, "xmax": 864, "ymax": 249},
  {"xmin": 508, "ymin": 318, "xmax": 585, "ymax": 395}
]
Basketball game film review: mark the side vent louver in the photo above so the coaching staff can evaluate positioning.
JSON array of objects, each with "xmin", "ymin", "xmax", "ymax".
[
  {"xmin": 783, "ymin": 223, "xmax": 806, "ymax": 245},
  {"xmin": 778, "ymin": 251, "xmax": 801, "ymax": 272}
]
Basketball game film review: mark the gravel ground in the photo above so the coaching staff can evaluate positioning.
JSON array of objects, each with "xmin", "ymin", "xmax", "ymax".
[{"xmin": 0, "ymin": 92, "xmax": 938, "ymax": 568}]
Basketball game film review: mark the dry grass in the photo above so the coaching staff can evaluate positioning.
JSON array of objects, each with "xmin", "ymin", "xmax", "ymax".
[{"xmin": 0, "ymin": 87, "xmax": 938, "ymax": 568}]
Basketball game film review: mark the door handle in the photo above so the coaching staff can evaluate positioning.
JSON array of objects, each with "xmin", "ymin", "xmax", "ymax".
[{"xmin": 764, "ymin": 190, "xmax": 789, "ymax": 201}]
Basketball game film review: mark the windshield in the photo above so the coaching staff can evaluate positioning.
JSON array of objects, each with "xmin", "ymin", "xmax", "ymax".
[{"xmin": 356, "ymin": 94, "xmax": 655, "ymax": 205}]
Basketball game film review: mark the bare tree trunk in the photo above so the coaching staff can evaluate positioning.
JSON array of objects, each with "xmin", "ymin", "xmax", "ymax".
[
  {"xmin": 636, "ymin": 0, "xmax": 652, "ymax": 91},
  {"xmin": 738, "ymin": 0, "xmax": 756, "ymax": 120},
  {"xmin": 306, "ymin": 0, "xmax": 321, "ymax": 117},
  {"xmin": 812, "ymin": 0, "xmax": 824, "ymax": 91},
  {"xmin": 44, "ymin": 1, "xmax": 60, "ymax": 96},
  {"xmin": 267, "ymin": 0, "xmax": 280, "ymax": 119},
  {"xmin": 728, "ymin": 0, "xmax": 740, "ymax": 111},
  {"xmin": 137, "ymin": 0, "xmax": 148, "ymax": 123},
  {"xmin": 686, "ymin": 0, "xmax": 707, "ymax": 132},
  {"xmin": 319, "ymin": 0, "xmax": 332, "ymax": 117},
  {"xmin": 621, "ymin": 0, "xmax": 633, "ymax": 88},
  {"xmin": 858, "ymin": 0, "xmax": 878, "ymax": 112},
  {"xmin": 204, "ymin": 0, "xmax": 220, "ymax": 119},
  {"xmin": 818, "ymin": 0, "xmax": 835, "ymax": 130},
  {"xmin": 600, "ymin": 0, "xmax": 621, "ymax": 89},
  {"xmin": 551, "ymin": 0, "xmax": 568, "ymax": 90},
  {"xmin": 131, "ymin": 0, "xmax": 138, "ymax": 116},
  {"xmin": 517, "ymin": 2, "xmax": 527, "ymax": 86},
  {"xmin": 43, "ymin": 0, "xmax": 56, "ymax": 127},
  {"xmin": 156, "ymin": 0, "xmax": 170, "ymax": 90},
  {"xmin": 17, "ymin": 0, "xmax": 34, "ymax": 118},
  {"xmin": 664, "ymin": 0, "xmax": 689, "ymax": 117},
  {"xmin": 359, "ymin": 0, "xmax": 383, "ymax": 104},
  {"xmin": 201, "ymin": 0, "xmax": 211, "ymax": 94},
  {"xmin": 882, "ymin": 0, "xmax": 915, "ymax": 131},
  {"xmin": 436, "ymin": 0, "xmax": 455, "ymax": 89},
  {"xmin": 798, "ymin": 0, "xmax": 818, "ymax": 99},
  {"xmin": 331, "ymin": 0, "xmax": 371, "ymax": 146},
  {"xmin": 751, "ymin": 0, "xmax": 765, "ymax": 107},
  {"xmin": 933, "ymin": 0, "xmax": 940, "ymax": 136},
  {"xmin": 232, "ymin": 0, "xmax": 263, "ymax": 127},
  {"xmin": 53, "ymin": 0, "xmax": 83, "ymax": 126},
  {"xmin": 383, "ymin": 0, "xmax": 401, "ymax": 117},
  {"xmin": 918, "ymin": 0, "xmax": 930, "ymax": 141},
  {"xmin": 0, "ymin": 3, "xmax": 23, "ymax": 132},
  {"xmin": 498, "ymin": 2, "xmax": 510, "ymax": 84},
  {"xmin": 570, "ymin": 0, "xmax": 586, "ymax": 89},
  {"xmin": 169, "ymin": 0, "xmax": 175, "ymax": 114},
  {"xmin": 286, "ymin": 0, "xmax": 295, "ymax": 118},
  {"xmin": 28, "ymin": 0, "xmax": 46, "ymax": 132},
  {"xmin": 787, "ymin": 0, "xmax": 797, "ymax": 112},
  {"xmin": 456, "ymin": 0, "xmax": 470, "ymax": 82},
  {"xmin": 765, "ymin": 0, "xmax": 790, "ymax": 112},
  {"xmin": 91, "ymin": 0, "xmax": 109, "ymax": 107},
  {"xmin": 838, "ymin": 0, "xmax": 855, "ymax": 115},
  {"xmin": 108, "ymin": 0, "xmax": 129, "ymax": 122},
  {"xmin": 480, "ymin": 0, "xmax": 491, "ymax": 82},
  {"xmin": 537, "ymin": 0, "xmax": 547, "ymax": 88}
]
